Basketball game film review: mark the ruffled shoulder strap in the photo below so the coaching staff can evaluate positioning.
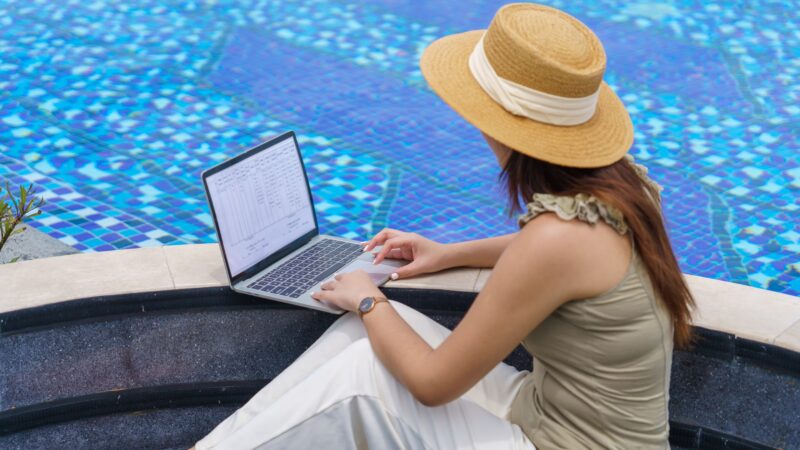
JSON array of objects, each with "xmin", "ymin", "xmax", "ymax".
[
  {"xmin": 516, "ymin": 153, "xmax": 662, "ymax": 234},
  {"xmin": 518, "ymin": 193, "xmax": 629, "ymax": 235}
]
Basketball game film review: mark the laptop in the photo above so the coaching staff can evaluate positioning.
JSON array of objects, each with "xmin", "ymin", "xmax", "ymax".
[{"xmin": 202, "ymin": 131, "xmax": 406, "ymax": 314}]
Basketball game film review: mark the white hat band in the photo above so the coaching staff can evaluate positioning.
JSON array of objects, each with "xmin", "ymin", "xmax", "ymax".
[{"xmin": 468, "ymin": 36, "xmax": 600, "ymax": 126}]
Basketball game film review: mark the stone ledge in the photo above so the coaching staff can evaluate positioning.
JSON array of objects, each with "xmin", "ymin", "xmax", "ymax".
[
  {"xmin": 0, "ymin": 247, "xmax": 173, "ymax": 312},
  {"xmin": 775, "ymin": 318, "xmax": 800, "ymax": 353},
  {"xmin": 684, "ymin": 274, "xmax": 800, "ymax": 346},
  {"xmin": 1, "ymin": 244, "xmax": 798, "ymax": 351}
]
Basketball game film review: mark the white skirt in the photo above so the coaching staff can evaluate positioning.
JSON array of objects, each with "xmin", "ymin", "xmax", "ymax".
[{"xmin": 196, "ymin": 301, "xmax": 535, "ymax": 450}]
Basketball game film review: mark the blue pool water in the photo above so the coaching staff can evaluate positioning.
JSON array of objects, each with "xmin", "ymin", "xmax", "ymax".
[{"xmin": 0, "ymin": 0, "xmax": 797, "ymax": 296}]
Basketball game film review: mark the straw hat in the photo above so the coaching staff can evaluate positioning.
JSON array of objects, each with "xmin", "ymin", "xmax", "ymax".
[{"xmin": 420, "ymin": 3, "xmax": 633, "ymax": 168}]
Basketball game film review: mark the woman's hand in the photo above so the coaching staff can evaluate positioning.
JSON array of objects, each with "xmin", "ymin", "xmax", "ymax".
[
  {"xmin": 311, "ymin": 270, "xmax": 384, "ymax": 312},
  {"xmin": 363, "ymin": 228, "xmax": 450, "ymax": 279}
]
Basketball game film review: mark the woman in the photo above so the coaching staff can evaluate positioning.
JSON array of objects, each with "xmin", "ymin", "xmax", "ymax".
[{"xmin": 196, "ymin": 3, "xmax": 694, "ymax": 449}]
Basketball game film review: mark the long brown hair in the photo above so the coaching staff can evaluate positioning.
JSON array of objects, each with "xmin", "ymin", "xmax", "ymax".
[{"xmin": 501, "ymin": 150, "xmax": 694, "ymax": 348}]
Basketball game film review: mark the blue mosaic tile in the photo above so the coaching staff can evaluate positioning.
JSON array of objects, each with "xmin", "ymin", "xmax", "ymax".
[{"xmin": 0, "ymin": 0, "xmax": 797, "ymax": 297}]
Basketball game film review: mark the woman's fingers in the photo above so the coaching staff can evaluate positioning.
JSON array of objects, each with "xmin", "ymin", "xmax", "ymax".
[
  {"xmin": 384, "ymin": 248, "xmax": 404, "ymax": 259},
  {"xmin": 391, "ymin": 261, "xmax": 421, "ymax": 279},
  {"xmin": 310, "ymin": 290, "xmax": 331, "ymax": 301},
  {"xmin": 364, "ymin": 228, "xmax": 398, "ymax": 252},
  {"xmin": 372, "ymin": 237, "xmax": 411, "ymax": 265},
  {"xmin": 363, "ymin": 231, "xmax": 385, "ymax": 252}
]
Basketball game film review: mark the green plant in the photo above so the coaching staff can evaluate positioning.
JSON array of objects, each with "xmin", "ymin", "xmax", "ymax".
[{"xmin": 0, "ymin": 182, "xmax": 45, "ymax": 263}]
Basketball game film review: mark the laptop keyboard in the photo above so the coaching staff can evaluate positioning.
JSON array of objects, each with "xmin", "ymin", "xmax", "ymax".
[{"xmin": 246, "ymin": 239, "xmax": 363, "ymax": 298}]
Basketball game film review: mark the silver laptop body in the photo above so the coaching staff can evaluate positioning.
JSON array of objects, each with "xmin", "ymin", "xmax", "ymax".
[{"xmin": 202, "ymin": 131, "xmax": 405, "ymax": 314}]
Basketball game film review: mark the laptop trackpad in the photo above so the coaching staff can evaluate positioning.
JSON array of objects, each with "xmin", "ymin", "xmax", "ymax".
[{"xmin": 344, "ymin": 258, "xmax": 407, "ymax": 285}]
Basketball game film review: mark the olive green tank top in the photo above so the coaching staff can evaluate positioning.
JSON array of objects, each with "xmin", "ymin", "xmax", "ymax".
[{"xmin": 509, "ymin": 190, "xmax": 673, "ymax": 449}]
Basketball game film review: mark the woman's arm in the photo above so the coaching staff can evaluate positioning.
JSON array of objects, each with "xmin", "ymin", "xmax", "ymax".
[
  {"xmin": 442, "ymin": 233, "xmax": 517, "ymax": 268},
  {"xmin": 363, "ymin": 219, "xmax": 572, "ymax": 406},
  {"xmin": 317, "ymin": 214, "xmax": 632, "ymax": 406},
  {"xmin": 315, "ymin": 215, "xmax": 585, "ymax": 406},
  {"xmin": 364, "ymin": 228, "xmax": 517, "ymax": 279}
]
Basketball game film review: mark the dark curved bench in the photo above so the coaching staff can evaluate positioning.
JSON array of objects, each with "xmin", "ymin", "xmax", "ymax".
[{"xmin": 1, "ymin": 287, "xmax": 797, "ymax": 449}]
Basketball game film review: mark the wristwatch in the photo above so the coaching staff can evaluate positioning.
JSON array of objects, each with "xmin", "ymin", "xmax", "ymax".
[{"xmin": 358, "ymin": 296, "xmax": 389, "ymax": 318}]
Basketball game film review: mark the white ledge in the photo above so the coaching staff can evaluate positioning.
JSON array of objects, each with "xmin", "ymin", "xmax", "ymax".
[{"xmin": 0, "ymin": 244, "xmax": 798, "ymax": 352}]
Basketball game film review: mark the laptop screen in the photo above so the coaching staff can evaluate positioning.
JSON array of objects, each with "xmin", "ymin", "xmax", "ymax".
[{"xmin": 205, "ymin": 136, "xmax": 316, "ymax": 277}]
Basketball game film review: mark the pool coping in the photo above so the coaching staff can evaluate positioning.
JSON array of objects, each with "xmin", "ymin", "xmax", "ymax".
[{"xmin": 1, "ymin": 243, "xmax": 799, "ymax": 352}]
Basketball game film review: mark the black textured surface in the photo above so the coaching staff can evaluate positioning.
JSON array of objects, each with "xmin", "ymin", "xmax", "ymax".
[
  {"xmin": 0, "ymin": 306, "xmax": 530, "ymax": 411},
  {"xmin": 690, "ymin": 327, "xmax": 737, "ymax": 361},
  {"xmin": 669, "ymin": 350, "xmax": 800, "ymax": 449},
  {"xmin": 0, "ymin": 381, "xmax": 267, "ymax": 435},
  {"xmin": 669, "ymin": 422, "xmax": 777, "ymax": 450},
  {"xmin": 0, "ymin": 406, "xmax": 237, "ymax": 450},
  {"xmin": 1, "ymin": 287, "xmax": 798, "ymax": 449},
  {"xmin": 0, "ymin": 287, "xmax": 479, "ymax": 336},
  {"xmin": 735, "ymin": 337, "xmax": 800, "ymax": 376},
  {"xmin": 0, "ymin": 308, "xmax": 335, "ymax": 409},
  {"xmin": 0, "ymin": 287, "xmax": 269, "ymax": 335},
  {"xmin": 0, "ymin": 384, "xmax": 777, "ymax": 450}
]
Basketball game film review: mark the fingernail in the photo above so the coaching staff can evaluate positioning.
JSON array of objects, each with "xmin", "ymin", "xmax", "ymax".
[{"xmin": 390, "ymin": 273, "xmax": 399, "ymax": 280}]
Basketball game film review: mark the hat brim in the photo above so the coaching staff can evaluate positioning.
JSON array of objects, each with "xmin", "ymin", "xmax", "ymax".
[{"xmin": 420, "ymin": 30, "xmax": 634, "ymax": 168}]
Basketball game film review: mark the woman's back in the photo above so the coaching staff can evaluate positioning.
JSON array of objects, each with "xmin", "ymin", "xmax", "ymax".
[{"xmin": 510, "ymin": 194, "xmax": 673, "ymax": 449}]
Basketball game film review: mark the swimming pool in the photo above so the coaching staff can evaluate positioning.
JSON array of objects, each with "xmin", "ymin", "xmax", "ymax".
[{"xmin": 0, "ymin": 0, "xmax": 797, "ymax": 296}]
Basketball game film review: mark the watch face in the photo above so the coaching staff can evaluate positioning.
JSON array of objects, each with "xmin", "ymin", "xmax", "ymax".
[{"xmin": 358, "ymin": 297, "xmax": 374, "ymax": 313}]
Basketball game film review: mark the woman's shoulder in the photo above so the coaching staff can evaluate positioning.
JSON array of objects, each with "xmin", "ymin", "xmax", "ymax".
[
  {"xmin": 515, "ymin": 203, "xmax": 625, "ymax": 257},
  {"xmin": 515, "ymin": 194, "xmax": 633, "ymax": 299}
]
